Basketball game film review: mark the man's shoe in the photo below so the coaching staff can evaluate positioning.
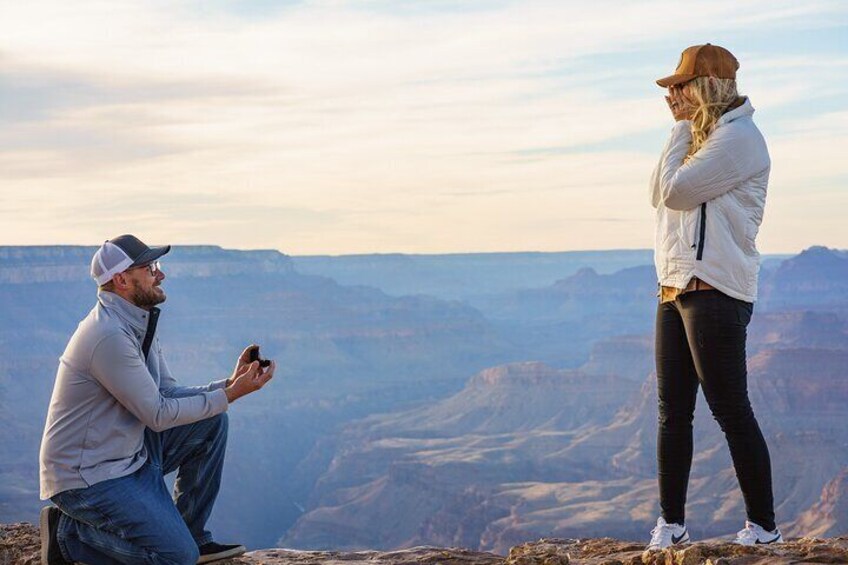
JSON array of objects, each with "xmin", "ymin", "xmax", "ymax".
[
  {"xmin": 733, "ymin": 521, "xmax": 783, "ymax": 545},
  {"xmin": 40, "ymin": 506, "xmax": 73, "ymax": 565},
  {"xmin": 646, "ymin": 516, "xmax": 690, "ymax": 550},
  {"xmin": 197, "ymin": 541, "xmax": 247, "ymax": 563}
]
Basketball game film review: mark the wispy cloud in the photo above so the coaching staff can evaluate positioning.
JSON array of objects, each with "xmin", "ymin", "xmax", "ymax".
[{"xmin": 0, "ymin": 0, "xmax": 846, "ymax": 253}]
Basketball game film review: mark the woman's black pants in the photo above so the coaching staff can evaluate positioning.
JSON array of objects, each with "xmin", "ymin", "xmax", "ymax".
[{"xmin": 656, "ymin": 289, "xmax": 776, "ymax": 531}]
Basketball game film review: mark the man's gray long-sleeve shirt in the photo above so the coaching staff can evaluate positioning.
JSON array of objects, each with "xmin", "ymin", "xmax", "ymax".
[{"xmin": 39, "ymin": 291, "xmax": 229, "ymax": 499}]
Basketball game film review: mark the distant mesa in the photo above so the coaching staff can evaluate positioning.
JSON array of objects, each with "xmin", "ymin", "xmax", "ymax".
[
  {"xmin": 470, "ymin": 362, "xmax": 573, "ymax": 387},
  {"xmin": 760, "ymin": 245, "xmax": 848, "ymax": 310}
]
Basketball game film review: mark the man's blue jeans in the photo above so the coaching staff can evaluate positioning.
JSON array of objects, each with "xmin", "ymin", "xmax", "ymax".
[{"xmin": 51, "ymin": 413, "xmax": 229, "ymax": 565}]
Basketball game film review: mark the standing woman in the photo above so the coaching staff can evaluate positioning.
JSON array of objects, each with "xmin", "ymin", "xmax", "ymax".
[{"xmin": 647, "ymin": 44, "xmax": 781, "ymax": 550}]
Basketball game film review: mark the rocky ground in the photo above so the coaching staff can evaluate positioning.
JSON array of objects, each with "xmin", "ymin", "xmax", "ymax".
[{"xmin": 3, "ymin": 522, "xmax": 847, "ymax": 565}]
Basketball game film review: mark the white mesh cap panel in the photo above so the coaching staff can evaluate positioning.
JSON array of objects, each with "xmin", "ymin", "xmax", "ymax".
[{"xmin": 90, "ymin": 241, "xmax": 134, "ymax": 286}]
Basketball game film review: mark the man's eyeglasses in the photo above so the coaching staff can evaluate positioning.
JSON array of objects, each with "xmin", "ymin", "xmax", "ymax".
[{"xmin": 131, "ymin": 260, "xmax": 162, "ymax": 276}]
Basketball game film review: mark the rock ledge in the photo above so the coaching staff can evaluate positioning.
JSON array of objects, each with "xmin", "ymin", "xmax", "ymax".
[{"xmin": 3, "ymin": 523, "xmax": 847, "ymax": 565}]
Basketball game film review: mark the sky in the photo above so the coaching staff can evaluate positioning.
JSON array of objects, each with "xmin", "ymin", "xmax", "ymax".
[{"xmin": 1, "ymin": 0, "xmax": 846, "ymax": 255}]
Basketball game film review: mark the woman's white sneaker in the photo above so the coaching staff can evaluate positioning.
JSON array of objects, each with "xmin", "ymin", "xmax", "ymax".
[
  {"xmin": 647, "ymin": 517, "xmax": 690, "ymax": 550},
  {"xmin": 733, "ymin": 521, "xmax": 783, "ymax": 545}
]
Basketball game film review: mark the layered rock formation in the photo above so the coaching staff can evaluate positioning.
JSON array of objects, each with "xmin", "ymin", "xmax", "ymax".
[
  {"xmin": 0, "ymin": 245, "xmax": 514, "ymax": 548},
  {"xmin": 292, "ymin": 250, "xmax": 654, "ymax": 301},
  {"xmin": 283, "ymin": 324, "xmax": 848, "ymax": 552},
  {"xmin": 758, "ymin": 246, "xmax": 848, "ymax": 312},
  {"xmin": 471, "ymin": 265, "xmax": 658, "ymax": 367},
  {"xmin": 579, "ymin": 336, "xmax": 654, "ymax": 382},
  {"xmin": 282, "ymin": 363, "xmax": 641, "ymax": 551},
  {"xmin": 3, "ymin": 245, "xmax": 847, "ymax": 552},
  {"xmin": 789, "ymin": 469, "xmax": 848, "ymax": 539}
]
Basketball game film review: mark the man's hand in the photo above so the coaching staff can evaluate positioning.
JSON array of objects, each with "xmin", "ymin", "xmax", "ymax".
[
  {"xmin": 666, "ymin": 85, "xmax": 695, "ymax": 121},
  {"xmin": 226, "ymin": 344, "xmax": 260, "ymax": 388},
  {"xmin": 225, "ymin": 360, "xmax": 275, "ymax": 403}
]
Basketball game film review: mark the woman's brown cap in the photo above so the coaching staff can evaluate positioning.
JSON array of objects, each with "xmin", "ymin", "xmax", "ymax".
[{"xmin": 656, "ymin": 43, "xmax": 739, "ymax": 87}]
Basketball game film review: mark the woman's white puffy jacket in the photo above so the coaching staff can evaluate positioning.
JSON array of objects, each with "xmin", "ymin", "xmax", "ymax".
[{"xmin": 650, "ymin": 98, "xmax": 770, "ymax": 302}]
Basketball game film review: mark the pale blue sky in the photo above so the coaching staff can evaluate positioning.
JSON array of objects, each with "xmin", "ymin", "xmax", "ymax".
[{"xmin": 1, "ymin": 0, "xmax": 846, "ymax": 254}]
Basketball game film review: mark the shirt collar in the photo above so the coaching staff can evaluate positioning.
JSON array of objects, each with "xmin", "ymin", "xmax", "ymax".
[
  {"xmin": 717, "ymin": 96, "xmax": 754, "ymax": 127},
  {"xmin": 97, "ymin": 289, "xmax": 154, "ymax": 333}
]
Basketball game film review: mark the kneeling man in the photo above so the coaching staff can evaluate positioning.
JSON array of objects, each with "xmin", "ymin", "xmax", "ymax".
[{"xmin": 39, "ymin": 235, "xmax": 275, "ymax": 564}]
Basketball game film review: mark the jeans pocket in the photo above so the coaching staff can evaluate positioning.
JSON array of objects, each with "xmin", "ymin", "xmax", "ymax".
[
  {"xmin": 735, "ymin": 299, "xmax": 754, "ymax": 326},
  {"xmin": 713, "ymin": 290, "xmax": 753, "ymax": 326}
]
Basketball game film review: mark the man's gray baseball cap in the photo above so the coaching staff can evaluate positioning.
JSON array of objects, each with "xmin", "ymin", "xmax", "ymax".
[{"xmin": 90, "ymin": 234, "xmax": 171, "ymax": 286}]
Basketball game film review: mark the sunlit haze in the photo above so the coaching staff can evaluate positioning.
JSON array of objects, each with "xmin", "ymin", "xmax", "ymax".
[{"xmin": 2, "ymin": 1, "xmax": 846, "ymax": 254}]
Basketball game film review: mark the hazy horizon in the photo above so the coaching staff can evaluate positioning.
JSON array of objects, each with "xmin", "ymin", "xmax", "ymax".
[{"xmin": 0, "ymin": 242, "xmax": 823, "ymax": 256}]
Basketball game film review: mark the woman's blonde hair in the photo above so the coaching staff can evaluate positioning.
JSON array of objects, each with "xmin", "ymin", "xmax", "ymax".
[{"xmin": 685, "ymin": 76, "xmax": 739, "ymax": 159}]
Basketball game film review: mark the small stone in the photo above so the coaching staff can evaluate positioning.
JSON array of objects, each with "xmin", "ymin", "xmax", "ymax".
[
  {"xmin": 640, "ymin": 548, "xmax": 671, "ymax": 565},
  {"xmin": 674, "ymin": 545, "xmax": 708, "ymax": 565},
  {"xmin": 506, "ymin": 541, "xmax": 570, "ymax": 565}
]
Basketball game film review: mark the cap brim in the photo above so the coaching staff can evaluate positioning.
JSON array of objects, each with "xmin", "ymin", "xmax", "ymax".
[
  {"xmin": 130, "ymin": 245, "xmax": 171, "ymax": 267},
  {"xmin": 656, "ymin": 73, "xmax": 697, "ymax": 87}
]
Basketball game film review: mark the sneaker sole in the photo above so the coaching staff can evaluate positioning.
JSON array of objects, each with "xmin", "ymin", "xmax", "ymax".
[
  {"xmin": 197, "ymin": 545, "xmax": 247, "ymax": 564},
  {"xmin": 647, "ymin": 542, "xmax": 691, "ymax": 551},
  {"xmin": 734, "ymin": 533, "xmax": 784, "ymax": 545},
  {"xmin": 647, "ymin": 533, "xmax": 690, "ymax": 551}
]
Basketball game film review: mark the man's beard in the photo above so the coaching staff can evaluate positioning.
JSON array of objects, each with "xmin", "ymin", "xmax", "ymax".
[{"xmin": 130, "ymin": 282, "xmax": 166, "ymax": 309}]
